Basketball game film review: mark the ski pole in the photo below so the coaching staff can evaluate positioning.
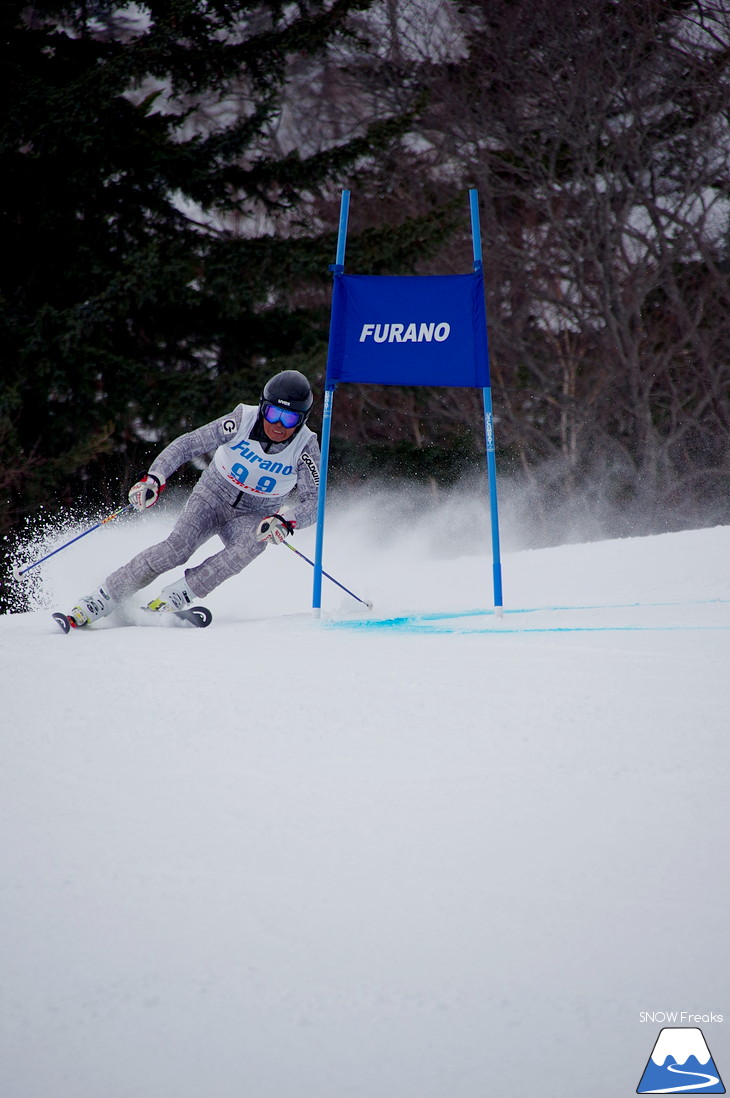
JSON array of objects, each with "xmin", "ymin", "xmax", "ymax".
[
  {"xmin": 13, "ymin": 504, "xmax": 133, "ymax": 579},
  {"xmin": 283, "ymin": 541, "xmax": 373, "ymax": 610}
]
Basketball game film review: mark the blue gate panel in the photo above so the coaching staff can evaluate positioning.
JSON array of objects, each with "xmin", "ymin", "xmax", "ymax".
[{"xmin": 327, "ymin": 272, "xmax": 491, "ymax": 388}]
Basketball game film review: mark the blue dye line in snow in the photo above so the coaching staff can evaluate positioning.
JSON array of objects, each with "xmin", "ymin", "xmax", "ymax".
[
  {"xmin": 408, "ymin": 597, "xmax": 729, "ymax": 620},
  {"xmin": 325, "ymin": 598, "xmax": 730, "ymax": 635},
  {"xmin": 330, "ymin": 621, "xmax": 730, "ymax": 636}
]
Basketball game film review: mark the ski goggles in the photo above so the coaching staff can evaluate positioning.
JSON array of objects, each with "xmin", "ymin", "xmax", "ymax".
[{"xmin": 262, "ymin": 402, "xmax": 304, "ymax": 429}]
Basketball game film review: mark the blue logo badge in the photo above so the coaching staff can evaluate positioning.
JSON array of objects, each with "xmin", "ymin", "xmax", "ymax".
[{"xmin": 637, "ymin": 1028, "xmax": 725, "ymax": 1093}]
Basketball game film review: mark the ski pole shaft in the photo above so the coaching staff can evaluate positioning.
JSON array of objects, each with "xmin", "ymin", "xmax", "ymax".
[
  {"xmin": 283, "ymin": 541, "xmax": 372, "ymax": 609},
  {"xmin": 13, "ymin": 504, "xmax": 132, "ymax": 578}
]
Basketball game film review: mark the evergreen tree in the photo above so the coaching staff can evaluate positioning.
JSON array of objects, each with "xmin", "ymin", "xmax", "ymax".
[{"xmin": 0, "ymin": 0, "xmax": 444, "ymax": 544}]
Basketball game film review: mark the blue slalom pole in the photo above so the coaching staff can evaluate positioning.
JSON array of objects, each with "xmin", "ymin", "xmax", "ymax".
[
  {"xmin": 333, "ymin": 188, "xmax": 350, "ymax": 268},
  {"xmin": 313, "ymin": 189, "xmax": 350, "ymax": 614},
  {"xmin": 482, "ymin": 388, "xmax": 504, "ymax": 609},
  {"xmin": 312, "ymin": 385, "xmax": 335, "ymax": 612},
  {"xmin": 469, "ymin": 188, "xmax": 504, "ymax": 614},
  {"xmin": 469, "ymin": 188, "xmax": 483, "ymax": 267}
]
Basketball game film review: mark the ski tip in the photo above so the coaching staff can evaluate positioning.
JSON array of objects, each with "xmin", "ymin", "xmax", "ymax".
[
  {"xmin": 53, "ymin": 611, "xmax": 87, "ymax": 632},
  {"xmin": 183, "ymin": 605, "xmax": 213, "ymax": 628},
  {"xmin": 52, "ymin": 612, "xmax": 71, "ymax": 633},
  {"xmin": 141, "ymin": 604, "xmax": 213, "ymax": 627}
]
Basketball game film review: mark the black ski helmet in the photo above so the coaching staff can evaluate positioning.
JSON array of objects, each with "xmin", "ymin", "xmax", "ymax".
[{"xmin": 260, "ymin": 370, "xmax": 313, "ymax": 420}]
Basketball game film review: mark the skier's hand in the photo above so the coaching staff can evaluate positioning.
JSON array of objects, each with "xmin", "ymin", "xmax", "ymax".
[
  {"xmin": 255, "ymin": 513, "xmax": 295, "ymax": 546},
  {"xmin": 128, "ymin": 473, "xmax": 165, "ymax": 511}
]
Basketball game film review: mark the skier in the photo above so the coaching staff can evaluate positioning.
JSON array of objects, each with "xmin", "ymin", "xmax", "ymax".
[{"xmin": 69, "ymin": 370, "xmax": 320, "ymax": 625}]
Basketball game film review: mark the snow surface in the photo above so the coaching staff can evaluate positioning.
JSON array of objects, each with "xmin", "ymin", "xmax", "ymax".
[{"xmin": 2, "ymin": 499, "xmax": 730, "ymax": 1098}]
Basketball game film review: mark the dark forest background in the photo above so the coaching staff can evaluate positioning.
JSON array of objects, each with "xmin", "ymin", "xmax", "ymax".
[{"xmin": 2, "ymin": 0, "xmax": 730, "ymax": 569}]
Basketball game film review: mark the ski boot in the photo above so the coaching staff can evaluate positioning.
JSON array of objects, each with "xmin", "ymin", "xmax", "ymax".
[
  {"xmin": 68, "ymin": 585, "xmax": 116, "ymax": 627},
  {"xmin": 145, "ymin": 578, "xmax": 195, "ymax": 613}
]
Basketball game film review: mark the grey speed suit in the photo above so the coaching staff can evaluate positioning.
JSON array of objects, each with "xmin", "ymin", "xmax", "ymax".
[{"xmin": 105, "ymin": 404, "xmax": 320, "ymax": 602}]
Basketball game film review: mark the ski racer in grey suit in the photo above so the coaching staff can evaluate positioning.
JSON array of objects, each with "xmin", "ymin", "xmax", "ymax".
[{"xmin": 70, "ymin": 371, "xmax": 320, "ymax": 624}]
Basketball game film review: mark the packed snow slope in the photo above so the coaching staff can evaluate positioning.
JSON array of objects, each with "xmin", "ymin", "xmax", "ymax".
[{"xmin": 2, "ymin": 499, "xmax": 729, "ymax": 1098}]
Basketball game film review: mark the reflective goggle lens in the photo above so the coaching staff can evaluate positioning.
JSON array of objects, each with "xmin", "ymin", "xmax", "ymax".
[{"xmin": 263, "ymin": 403, "xmax": 303, "ymax": 429}]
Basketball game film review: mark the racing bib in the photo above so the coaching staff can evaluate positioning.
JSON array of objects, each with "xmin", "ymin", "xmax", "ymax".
[{"xmin": 213, "ymin": 407, "xmax": 314, "ymax": 499}]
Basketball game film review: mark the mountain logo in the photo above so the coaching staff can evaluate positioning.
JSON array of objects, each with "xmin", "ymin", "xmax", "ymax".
[{"xmin": 637, "ymin": 1027, "xmax": 725, "ymax": 1093}]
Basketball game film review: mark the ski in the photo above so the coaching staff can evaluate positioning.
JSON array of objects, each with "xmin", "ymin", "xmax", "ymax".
[
  {"xmin": 52, "ymin": 612, "xmax": 75, "ymax": 633},
  {"xmin": 141, "ymin": 604, "xmax": 213, "ymax": 628},
  {"xmin": 52, "ymin": 605, "xmax": 213, "ymax": 631}
]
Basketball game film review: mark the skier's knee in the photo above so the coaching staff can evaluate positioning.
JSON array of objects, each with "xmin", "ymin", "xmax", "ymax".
[{"xmin": 162, "ymin": 531, "xmax": 198, "ymax": 565}]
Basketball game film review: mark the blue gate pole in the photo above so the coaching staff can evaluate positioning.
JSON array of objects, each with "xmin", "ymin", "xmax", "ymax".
[
  {"xmin": 312, "ymin": 386, "xmax": 334, "ymax": 613},
  {"xmin": 313, "ymin": 189, "xmax": 350, "ymax": 614},
  {"xmin": 469, "ymin": 188, "xmax": 504, "ymax": 614},
  {"xmin": 482, "ymin": 388, "xmax": 504, "ymax": 612}
]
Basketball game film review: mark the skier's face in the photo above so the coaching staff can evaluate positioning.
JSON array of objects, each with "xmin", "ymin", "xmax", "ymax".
[{"xmin": 262, "ymin": 418, "xmax": 297, "ymax": 443}]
